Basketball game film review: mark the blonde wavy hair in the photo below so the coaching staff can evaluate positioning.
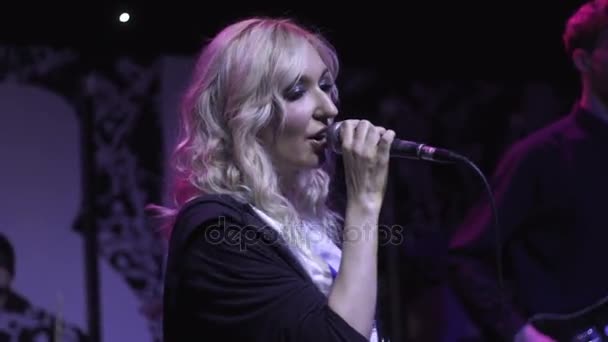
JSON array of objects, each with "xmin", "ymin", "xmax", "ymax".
[{"xmin": 153, "ymin": 17, "xmax": 344, "ymax": 252}]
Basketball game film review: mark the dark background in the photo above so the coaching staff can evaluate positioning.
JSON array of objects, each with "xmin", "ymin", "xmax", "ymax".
[
  {"xmin": 0, "ymin": 1, "xmax": 590, "ymax": 341},
  {"xmin": 0, "ymin": 1, "xmax": 584, "ymax": 79}
]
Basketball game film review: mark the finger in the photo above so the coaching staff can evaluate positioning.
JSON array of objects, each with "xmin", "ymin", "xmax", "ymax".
[
  {"xmin": 340, "ymin": 120, "xmax": 358, "ymax": 151},
  {"xmin": 367, "ymin": 126, "xmax": 386, "ymax": 142},
  {"xmin": 353, "ymin": 120, "xmax": 371, "ymax": 153},
  {"xmin": 363, "ymin": 126, "xmax": 383, "ymax": 155},
  {"xmin": 378, "ymin": 129, "xmax": 396, "ymax": 164},
  {"xmin": 370, "ymin": 126, "xmax": 387, "ymax": 146}
]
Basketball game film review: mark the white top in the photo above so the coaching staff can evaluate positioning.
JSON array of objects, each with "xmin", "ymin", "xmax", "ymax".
[{"xmin": 250, "ymin": 205, "xmax": 379, "ymax": 342}]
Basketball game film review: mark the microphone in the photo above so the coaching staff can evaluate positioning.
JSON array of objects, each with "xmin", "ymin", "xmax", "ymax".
[
  {"xmin": 327, "ymin": 121, "xmax": 504, "ymax": 289},
  {"xmin": 326, "ymin": 121, "xmax": 466, "ymax": 163}
]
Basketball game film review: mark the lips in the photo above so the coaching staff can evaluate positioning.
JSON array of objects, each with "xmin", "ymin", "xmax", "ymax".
[
  {"xmin": 308, "ymin": 136, "xmax": 327, "ymax": 154},
  {"xmin": 308, "ymin": 128, "xmax": 327, "ymax": 141}
]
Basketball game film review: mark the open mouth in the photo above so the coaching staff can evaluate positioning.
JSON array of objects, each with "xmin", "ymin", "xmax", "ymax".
[
  {"xmin": 308, "ymin": 129, "xmax": 327, "ymax": 142},
  {"xmin": 307, "ymin": 130, "xmax": 327, "ymax": 154}
]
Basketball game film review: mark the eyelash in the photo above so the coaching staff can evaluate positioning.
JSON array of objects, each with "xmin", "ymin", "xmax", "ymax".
[
  {"xmin": 284, "ymin": 82, "xmax": 333, "ymax": 101},
  {"xmin": 320, "ymin": 83, "xmax": 333, "ymax": 92}
]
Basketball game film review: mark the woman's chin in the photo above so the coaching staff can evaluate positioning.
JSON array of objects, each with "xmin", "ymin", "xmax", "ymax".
[
  {"xmin": 315, "ymin": 150, "xmax": 327, "ymax": 166},
  {"xmin": 295, "ymin": 156, "xmax": 326, "ymax": 171},
  {"xmin": 281, "ymin": 150, "xmax": 329, "ymax": 172},
  {"xmin": 306, "ymin": 149, "xmax": 327, "ymax": 168}
]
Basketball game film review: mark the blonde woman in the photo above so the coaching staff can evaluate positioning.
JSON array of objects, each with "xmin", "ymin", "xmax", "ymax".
[{"xmin": 157, "ymin": 17, "xmax": 395, "ymax": 341}]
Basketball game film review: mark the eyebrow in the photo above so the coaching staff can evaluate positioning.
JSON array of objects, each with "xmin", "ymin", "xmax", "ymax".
[{"xmin": 291, "ymin": 68, "xmax": 331, "ymax": 87}]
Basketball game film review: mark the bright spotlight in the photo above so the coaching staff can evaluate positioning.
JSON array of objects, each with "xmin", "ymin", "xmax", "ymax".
[{"xmin": 119, "ymin": 12, "xmax": 130, "ymax": 23}]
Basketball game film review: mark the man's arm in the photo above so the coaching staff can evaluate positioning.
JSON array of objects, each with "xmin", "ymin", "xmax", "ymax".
[{"xmin": 448, "ymin": 139, "xmax": 545, "ymax": 341}]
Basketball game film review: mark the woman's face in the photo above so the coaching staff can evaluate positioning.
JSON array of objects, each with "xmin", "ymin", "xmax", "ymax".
[{"xmin": 261, "ymin": 42, "xmax": 339, "ymax": 175}]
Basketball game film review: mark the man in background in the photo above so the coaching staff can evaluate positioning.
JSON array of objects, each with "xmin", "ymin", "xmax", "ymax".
[{"xmin": 448, "ymin": 0, "xmax": 608, "ymax": 341}]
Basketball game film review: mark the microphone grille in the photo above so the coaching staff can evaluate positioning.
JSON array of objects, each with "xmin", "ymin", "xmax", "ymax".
[{"xmin": 326, "ymin": 121, "xmax": 342, "ymax": 154}]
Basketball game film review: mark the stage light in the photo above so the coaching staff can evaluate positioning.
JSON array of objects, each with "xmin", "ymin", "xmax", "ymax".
[{"xmin": 119, "ymin": 12, "xmax": 130, "ymax": 23}]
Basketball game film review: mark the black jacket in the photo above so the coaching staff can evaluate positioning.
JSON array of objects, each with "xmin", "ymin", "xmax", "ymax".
[{"xmin": 163, "ymin": 193, "xmax": 382, "ymax": 341}]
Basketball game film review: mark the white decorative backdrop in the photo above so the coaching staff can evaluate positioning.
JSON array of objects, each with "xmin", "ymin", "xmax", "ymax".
[{"xmin": 0, "ymin": 46, "xmax": 191, "ymax": 342}]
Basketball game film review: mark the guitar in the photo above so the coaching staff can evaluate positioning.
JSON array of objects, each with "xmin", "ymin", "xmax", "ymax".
[{"xmin": 529, "ymin": 295, "xmax": 608, "ymax": 342}]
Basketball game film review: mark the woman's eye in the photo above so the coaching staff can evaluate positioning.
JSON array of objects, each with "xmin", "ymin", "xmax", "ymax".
[
  {"xmin": 283, "ymin": 85, "xmax": 305, "ymax": 101},
  {"xmin": 320, "ymin": 83, "xmax": 334, "ymax": 92}
]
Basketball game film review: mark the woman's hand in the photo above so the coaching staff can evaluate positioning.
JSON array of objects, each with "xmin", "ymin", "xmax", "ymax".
[{"xmin": 339, "ymin": 119, "xmax": 395, "ymax": 212}]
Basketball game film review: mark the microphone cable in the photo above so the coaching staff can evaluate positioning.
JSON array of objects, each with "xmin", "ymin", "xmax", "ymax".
[{"xmin": 393, "ymin": 152, "xmax": 504, "ymax": 291}]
